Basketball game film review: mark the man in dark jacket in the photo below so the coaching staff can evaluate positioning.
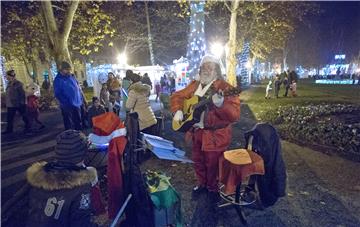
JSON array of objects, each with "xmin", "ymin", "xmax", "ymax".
[
  {"xmin": 274, "ymin": 75, "xmax": 281, "ymax": 98},
  {"xmin": 245, "ymin": 123, "xmax": 286, "ymax": 207},
  {"xmin": 54, "ymin": 61, "xmax": 83, "ymax": 130},
  {"xmin": 26, "ymin": 130, "xmax": 98, "ymax": 227},
  {"xmin": 141, "ymin": 73, "xmax": 153, "ymax": 89},
  {"xmin": 283, "ymin": 76, "xmax": 290, "ymax": 97},
  {"xmin": 2, "ymin": 70, "xmax": 30, "ymax": 134}
]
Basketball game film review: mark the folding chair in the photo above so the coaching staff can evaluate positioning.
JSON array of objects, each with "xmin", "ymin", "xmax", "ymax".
[{"xmin": 218, "ymin": 135, "xmax": 265, "ymax": 226}]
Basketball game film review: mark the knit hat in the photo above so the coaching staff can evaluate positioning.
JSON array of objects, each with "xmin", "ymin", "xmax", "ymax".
[
  {"xmin": 6, "ymin": 70, "xmax": 16, "ymax": 77},
  {"xmin": 60, "ymin": 61, "xmax": 72, "ymax": 70},
  {"xmin": 200, "ymin": 55, "xmax": 221, "ymax": 67},
  {"xmin": 55, "ymin": 130, "xmax": 88, "ymax": 164}
]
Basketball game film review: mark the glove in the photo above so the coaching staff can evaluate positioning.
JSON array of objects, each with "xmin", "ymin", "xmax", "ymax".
[
  {"xmin": 193, "ymin": 112, "xmax": 205, "ymax": 129},
  {"xmin": 212, "ymin": 92, "xmax": 224, "ymax": 108},
  {"xmin": 173, "ymin": 110, "xmax": 183, "ymax": 122}
]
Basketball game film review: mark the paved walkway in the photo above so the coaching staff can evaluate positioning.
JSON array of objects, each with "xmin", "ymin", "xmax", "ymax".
[{"xmin": 1, "ymin": 97, "xmax": 163, "ymax": 207}]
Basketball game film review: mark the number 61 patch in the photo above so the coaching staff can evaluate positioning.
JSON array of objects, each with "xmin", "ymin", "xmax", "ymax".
[{"xmin": 79, "ymin": 193, "xmax": 90, "ymax": 210}]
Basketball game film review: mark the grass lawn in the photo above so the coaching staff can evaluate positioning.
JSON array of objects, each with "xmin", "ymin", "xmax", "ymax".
[{"xmin": 240, "ymin": 79, "xmax": 360, "ymax": 120}]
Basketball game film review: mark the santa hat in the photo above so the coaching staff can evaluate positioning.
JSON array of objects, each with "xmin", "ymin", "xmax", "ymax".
[{"xmin": 200, "ymin": 55, "xmax": 221, "ymax": 67}]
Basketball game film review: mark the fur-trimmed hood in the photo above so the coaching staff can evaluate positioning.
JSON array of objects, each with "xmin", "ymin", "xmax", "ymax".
[
  {"xmin": 128, "ymin": 82, "xmax": 151, "ymax": 95},
  {"xmin": 26, "ymin": 162, "xmax": 97, "ymax": 191}
]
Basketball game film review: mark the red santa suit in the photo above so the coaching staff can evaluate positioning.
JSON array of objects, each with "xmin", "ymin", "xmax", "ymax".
[{"xmin": 170, "ymin": 79, "xmax": 240, "ymax": 191}]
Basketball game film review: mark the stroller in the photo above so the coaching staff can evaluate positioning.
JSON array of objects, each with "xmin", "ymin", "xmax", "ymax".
[{"xmin": 218, "ymin": 123, "xmax": 287, "ymax": 225}]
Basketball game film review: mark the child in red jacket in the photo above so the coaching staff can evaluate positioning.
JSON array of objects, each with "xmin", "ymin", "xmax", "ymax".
[{"xmin": 27, "ymin": 89, "xmax": 45, "ymax": 130}]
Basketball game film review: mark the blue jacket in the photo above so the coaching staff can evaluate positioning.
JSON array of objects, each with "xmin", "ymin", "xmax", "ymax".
[{"xmin": 54, "ymin": 72, "xmax": 83, "ymax": 108}]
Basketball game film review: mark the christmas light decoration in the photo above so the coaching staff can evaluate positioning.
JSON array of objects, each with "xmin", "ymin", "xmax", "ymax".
[
  {"xmin": 1, "ymin": 56, "xmax": 7, "ymax": 91},
  {"xmin": 236, "ymin": 42, "xmax": 250, "ymax": 85},
  {"xmin": 186, "ymin": 1, "xmax": 206, "ymax": 79}
]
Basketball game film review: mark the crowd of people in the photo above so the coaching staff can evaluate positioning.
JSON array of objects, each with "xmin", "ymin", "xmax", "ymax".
[
  {"xmin": 54, "ymin": 63, "xmax": 161, "ymax": 135},
  {"xmin": 265, "ymin": 70, "xmax": 298, "ymax": 99},
  {"xmin": 2, "ymin": 60, "xmax": 180, "ymax": 136}
]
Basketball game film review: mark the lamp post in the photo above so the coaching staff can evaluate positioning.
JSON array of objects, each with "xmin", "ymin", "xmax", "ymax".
[
  {"xmin": 211, "ymin": 42, "xmax": 226, "ymax": 75},
  {"xmin": 117, "ymin": 52, "xmax": 127, "ymax": 66}
]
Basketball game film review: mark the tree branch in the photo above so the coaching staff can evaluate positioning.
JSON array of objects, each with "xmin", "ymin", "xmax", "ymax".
[
  {"xmin": 40, "ymin": 1, "xmax": 58, "ymax": 35},
  {"xmin": 38, "ymin": 9, "xmax": 54, "ymax": 49},
  {"xmin": 224, "ymin": 2, "xmax": 231, "ymax": 12},
  {"xmin": 62, "ymin": 0, "xmax": 79, "ymax": 41}
]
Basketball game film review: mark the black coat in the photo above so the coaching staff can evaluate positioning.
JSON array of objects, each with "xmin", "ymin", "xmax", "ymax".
[
  {"xmin": 26, "ymin": 162, "xmax": 98, "ymax": 227},
  {"xmin": 245, "ymin": 123, "xmax": 286, "ymax": 207}
]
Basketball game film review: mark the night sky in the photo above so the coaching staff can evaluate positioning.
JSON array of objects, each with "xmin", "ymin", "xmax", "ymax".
[{"xmin": 288, "ymin": 1, "xmax": 360, "ymax": 68}]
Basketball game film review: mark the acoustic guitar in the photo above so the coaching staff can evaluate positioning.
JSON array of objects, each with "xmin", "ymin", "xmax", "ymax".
[{"xmin": 172, "ymin": 87, "xmax": 241, "ymax": 132}]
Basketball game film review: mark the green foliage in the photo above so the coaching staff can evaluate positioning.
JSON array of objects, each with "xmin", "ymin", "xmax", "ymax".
[
  {"xmin": 1, "ymin": 2, "xmax": 46, "ymax": 65},
  {"xmin": 236, "ymin": 1, "xmax": 318, "ymax": 60},
  {"xmin": 70, "ymin": 1, "xmax": 115, "ymax": 56},
  {"xmin": 1, "ymin": 1, "xmax": 115, "ymax": 65}
]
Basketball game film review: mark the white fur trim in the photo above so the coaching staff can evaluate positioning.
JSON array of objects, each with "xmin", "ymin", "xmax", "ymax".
[
  {"xmin": 200, "ymin": 55, "xmax": 220, "ymax": 67},
  {"xmin": 88, "ymin": 128, "xmax": 127, "ymax": 146}
]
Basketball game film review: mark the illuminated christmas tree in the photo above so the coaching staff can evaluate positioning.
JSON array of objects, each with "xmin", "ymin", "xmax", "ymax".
[
  {"xmin": 186, "ymin": 1, "xmax": 206, "ymax": 79},
  {"xmin": 0, "ymin": 56, "xmax": 7, "ymax": 91},
  {"xmin": 236, "ymin": 42, "xmax": 250, "ymax": 85}
]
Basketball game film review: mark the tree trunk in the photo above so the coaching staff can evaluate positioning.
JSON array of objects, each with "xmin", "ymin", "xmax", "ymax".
[
  {"xmin": 226, "ymin": 0, "xmax": 240, "ymax": 87},
  {"xmin": 145, "ymin": 1, "xmax": 155, "ymax": 65},
  {"xmin": 283, "ymin": 46, "xmax": 289, "ymax": 72},
  {"xmin": 31, "ymin": 59, "xmax": 39, "ymax": 83},
  {"xmin": 40, "ymin": 1, "xmax": 79, "ymax": 70},
  {"xmin": 22, "ymin": 57, "xmax": 33, "ymax": 80},
  {"xmin": 53, "ymin": 40, "xmax": 72, "ymax": 70}
]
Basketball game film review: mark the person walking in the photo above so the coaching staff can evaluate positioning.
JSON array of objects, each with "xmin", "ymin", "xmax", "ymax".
[
  {"xmin": 126, "ymin": 73, "xmax": 157, "ymax": 134},
  {"xmin": 265, "ymin": 80, "xmax": 272, "ymax": 99},
  {"xmin": 155, "ymin": 82, "xmax": 161, "ymax": 102},
  {"xmin": 274, "ymin": 76, "xmax": 281, "ymax": 98},
  {"xmin": 141, "ymin": 73, "xmax": 153, "ymax": 89},
  {"xmin": 170, "ymin": 76, "xmax": 176, "ymax": 94},
  {"xmin": 352, "ymin": 73, "xmax": 356, "ymax": 84},
  {"xmin": 283, "ymin": 76, "xmax": 290, "ymax": 97},
  {"xmin": 2, "ymin": 70, "xmax": 31, "ymax": 134},
  {"xmin": 53, "ymin": 61, "xmax": 83, "ymax": 130},
  {"xmin": 122, "ymin": 70, "xmax": 132, "ymax": 109},
  {"xmin": 26, "ymin": 87, "xmax": 45, "ymax": 130}
]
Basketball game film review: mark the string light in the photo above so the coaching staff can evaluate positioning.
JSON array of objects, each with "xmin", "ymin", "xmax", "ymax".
[
  {"xmin": 186, "ymin": 1, "xmax": 206, "ymax": 79},
  {"xmin": 236, "ymin": 42, "xmax": 250, "ymax": 85},
  {"xmin": 0, "ymin": 56, "xmax": 7, "ymax": 91}
]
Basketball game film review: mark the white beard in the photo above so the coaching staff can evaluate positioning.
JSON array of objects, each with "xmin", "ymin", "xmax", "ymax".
[{"xmin": 200, "ymin": 71, "xmax": 216, "ymax": 85}]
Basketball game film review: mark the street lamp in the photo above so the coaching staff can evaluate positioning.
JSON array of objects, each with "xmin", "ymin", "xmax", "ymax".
[
  {"xmin": 210, "ymin": 42, "xmax": 224, "ymax": 58},
  {"xmin": 117, "ymin": 52, "xmax": 127, "ymax": 65}
]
